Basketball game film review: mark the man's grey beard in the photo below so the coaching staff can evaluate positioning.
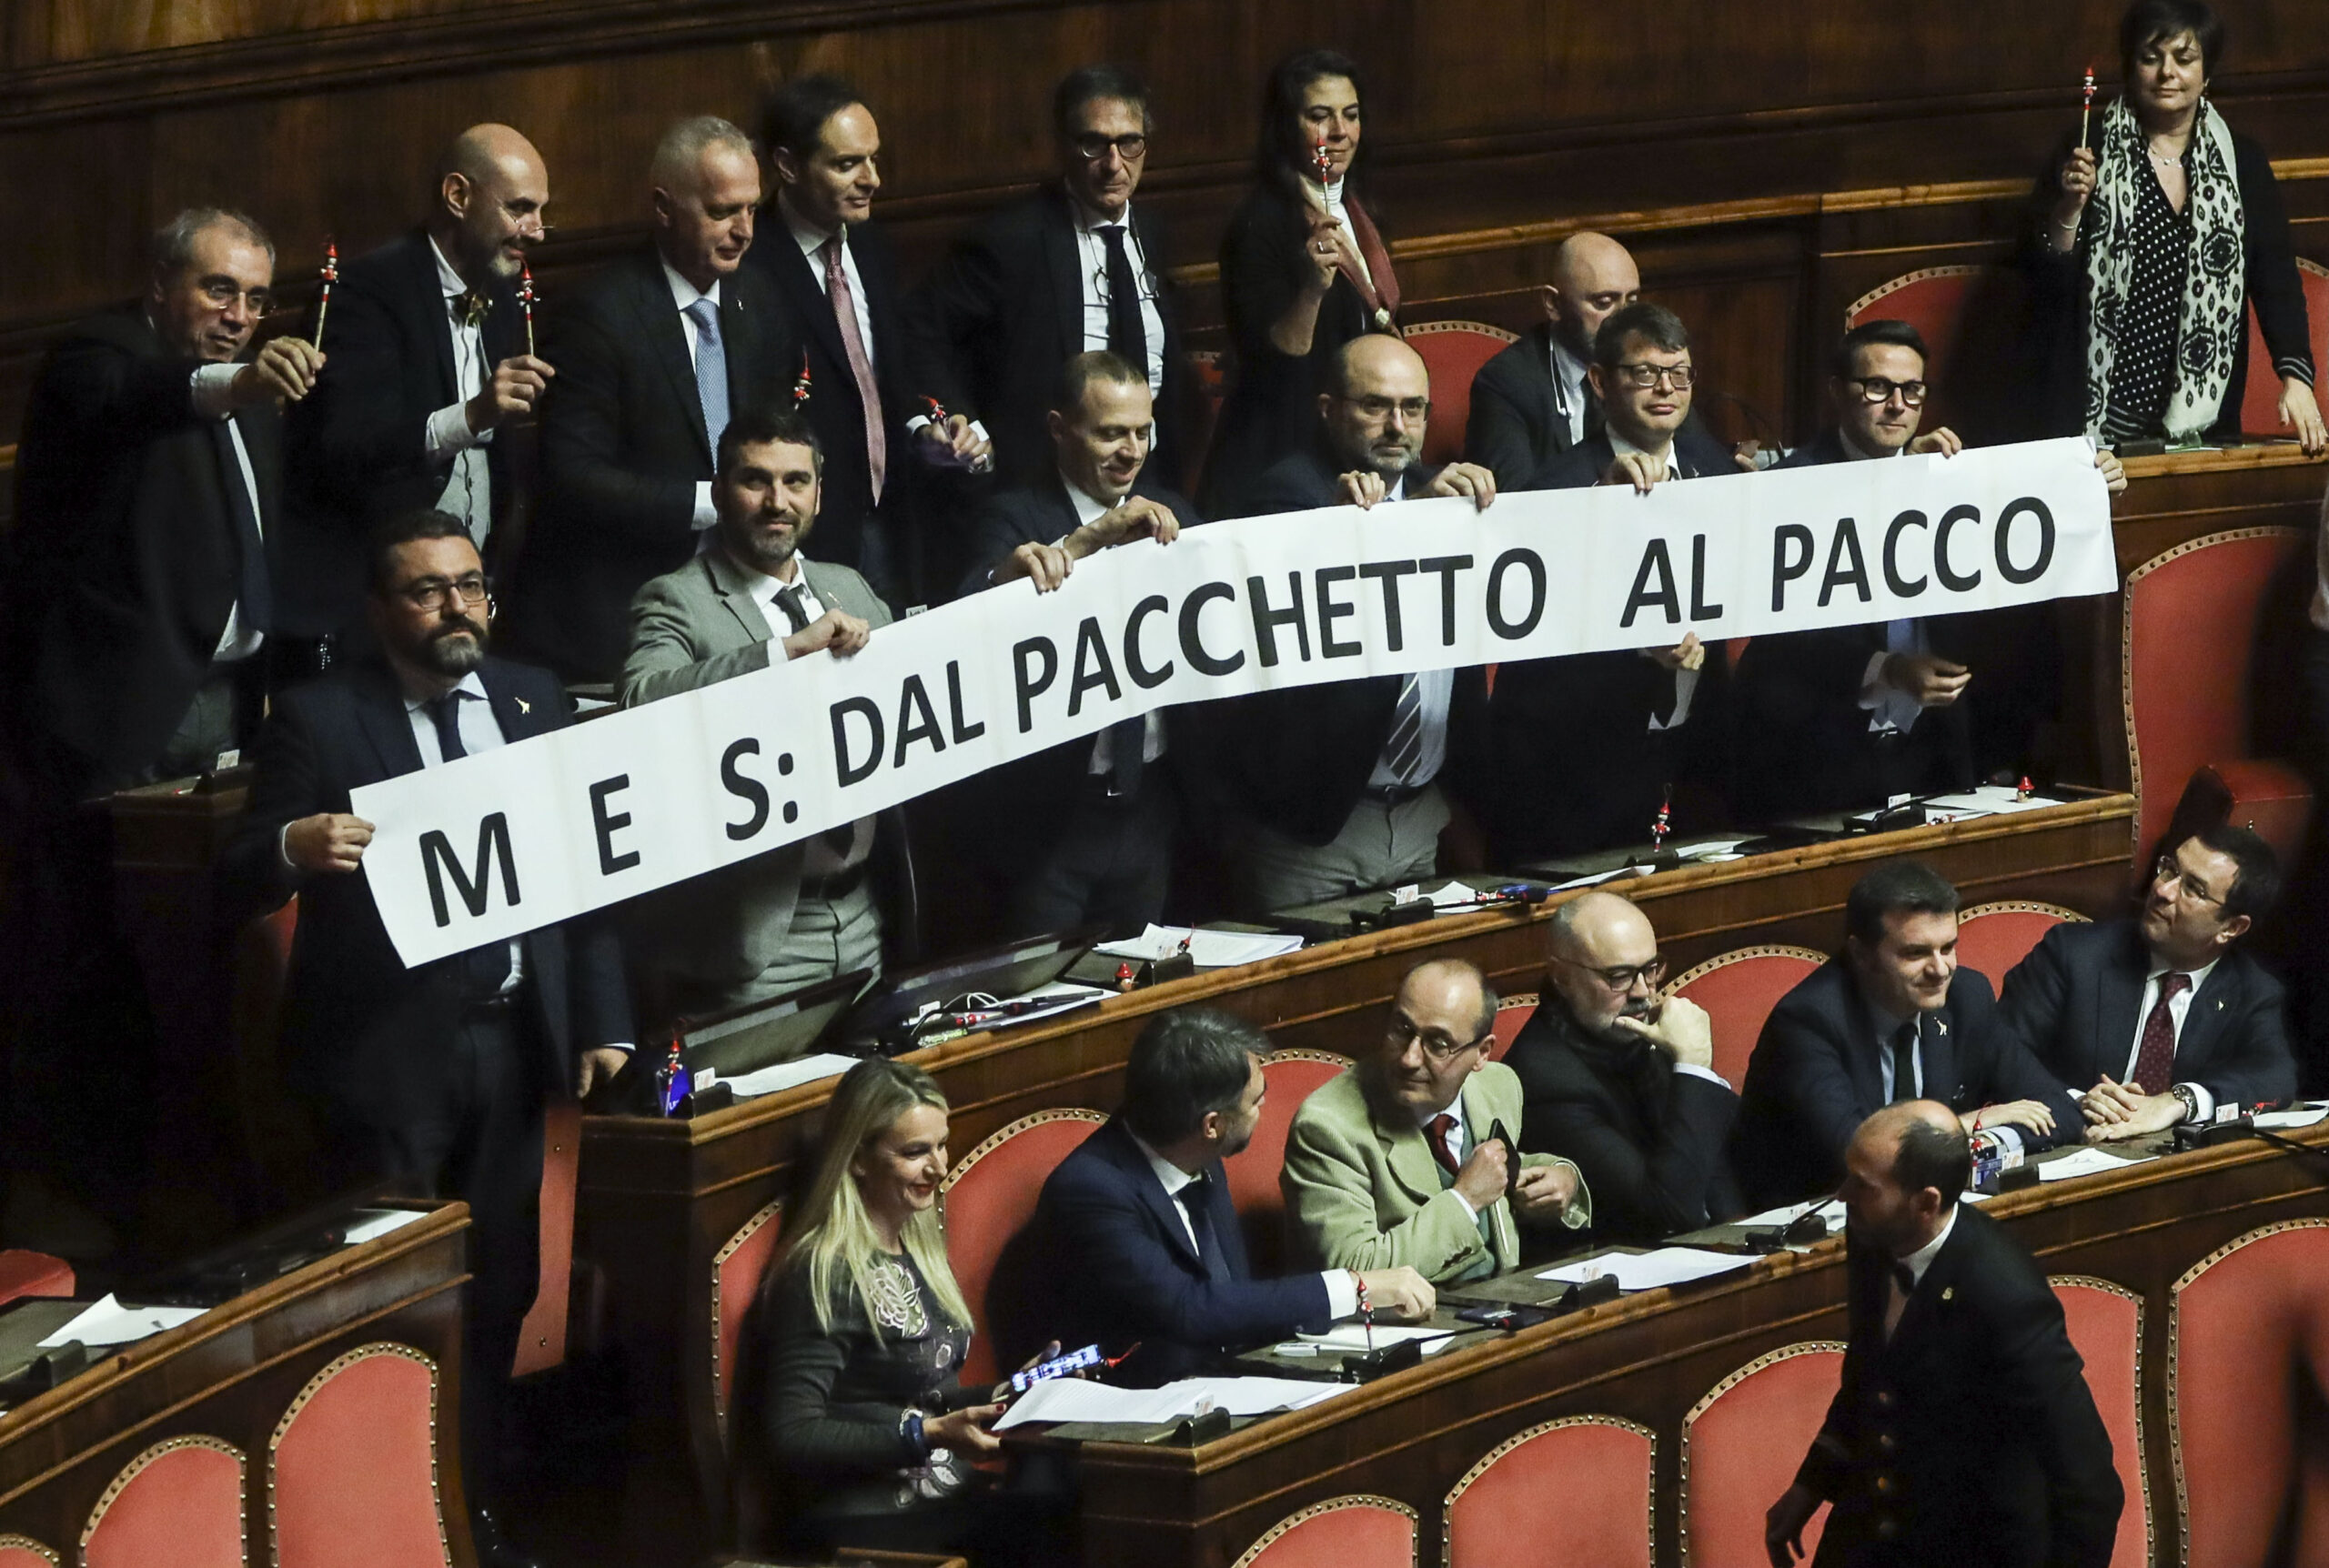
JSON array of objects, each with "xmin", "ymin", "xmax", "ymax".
[
  {"xmin": 734, "ymin": 530, "xmax": 801, "ymax": 574},
  {"xmin": 419, "ymin": 620, "xmax": 487, "ymax": 677}
]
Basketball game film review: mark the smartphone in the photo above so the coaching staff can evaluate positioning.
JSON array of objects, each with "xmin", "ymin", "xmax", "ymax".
[
  {"xmin": 1489, "ymin": 1118, "xmax": 1520, "ymax": 1201},
  {"xmin": 1009, "ymin": 1342, "xmax": 1105, "ymax": 1394}
]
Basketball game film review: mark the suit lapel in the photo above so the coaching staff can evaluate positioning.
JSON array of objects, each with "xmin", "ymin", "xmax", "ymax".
[
  {"xmin": 1108, "ymin": 1125, "xmax": 1205, "ymax": 1270},
  {"xmin": 1375, "ymin": 1092, "xmax": 1443, "ymax": 1207},
  {"xmin": 479, "ymin": 659, "xmax": 539, "ymax": 743},
  {"xmin": 403, "ymin": 230, "xmax": 461, "ymax": 408},
  {"xmin": 720, "ymin": 275, "xmax": 761, "ymax": 412},
  {"xmin": 352, "ymin": 665, "xmax": 427, "ymax": 779},
  {"xmin": 1044, "ymin": 195, "xmax": 1085, "ymax": 370},
  {"xmin": 1457, "ymin": 1075, "xmax": 1514, "ymax": 1264},
  {"xmin": 2098, "ymin": 928, "xmax": 2147, "ymax": 1085},
  {"xmin": 630, "ymin": 250, "xmax": 711, "ymax": 464},
  {"xmin": 1888, "ymin": 1211, "xmax": 1971, "ymax": 1352},
  {"xmin": 705, "ymin": 549, "xmax": 777, "ymax": 645},
  {"xmin": 1132, "ymin": 203, "xmax": 1173, "ymax": 345},
  {"xmin": 2178, "ymin": 957, "xmax": 2234, "ymax": 1081},
  {"xmin": 1924, "ymin": 1004, "xmax": 1960, "ymax": 1104},
  {"xmin": 771, "ymin": 228, "xmax": 850, "ymax": 370},
  {"xmin": 1843, "ymin": 981, "xmax": 1890, "ymax": 1111}
]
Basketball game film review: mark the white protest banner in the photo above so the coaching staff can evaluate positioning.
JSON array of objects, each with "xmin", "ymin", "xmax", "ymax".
[{"xmin": 353, "ymin": 437, "xmax": 2116, "ymax": 965}]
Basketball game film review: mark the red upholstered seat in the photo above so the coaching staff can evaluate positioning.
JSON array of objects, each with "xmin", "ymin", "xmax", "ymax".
[
  {"xmin": 2172, "ymin": 758, "xmax": 2315, "ymax": 873},
  {"xmin": 2050, "ymin": 1277, "xmax": 2150, "ymax": 1567},
  {"xmin": 80, "ymin": 1435, "xmax": 245, "ymax": 1568},
  {"xmin": 0, "ymin": 1534, "xmax": 59, "ymax": 1567},
  {"xmin": 2236, "ymin": 259, "xmax": 2329, "ymax": 437},
  {"xmin": 0, "ymin": 1251, "xmax": 74, "ymax": 1307},
  {"xmin": 1227, "ymin": 1051, "xmax": 1351, "ymax": 1275},
  {"xmin": 711, "ymin": 1200, "xmax": 784, "ymax": 1438},
  {"xmin": 1484, "ymin": 995, "xmax": 1537, "ymax": 1063},
  {"xmin": 512, "ymin": 1097, "xmax": 580, "ymax": 1378},
  {"xmin": 938, "ymin": 1109, "xmax": 1107, "ymax": 1386},
  {"xmin": 1955, "ymin": 901, "xmax": 2088, "ymax": 990},
  {"xmin": 1443, "ymin": 1416, "xmax": 1653, "ymax": 1568},
  {"xmin": 1407, "ymin": 320, "xmax": 1518, "ymax": 466},
  {"xmin": 1667, "ymin": 947, "xmax": 1828, "ymax": 1089},
  {"xmin": 1683, "ymin": 1342, "xmax": 1844, "ymax": 1566},
  {"xmin": 2173, "ymin": 1220, "xmax": 2329, "ymax": 1565},
  {"xmin": 1233, "ymin": 1494, "xmax": 1417, "ymax": 1568},
  {"xmin": 270, "ymin": 1343, "xmax": 448, "ymax": 1568},
  {"xmin": 2124, "ymin": 528, "xmax": 2314, "ymax": 879}
]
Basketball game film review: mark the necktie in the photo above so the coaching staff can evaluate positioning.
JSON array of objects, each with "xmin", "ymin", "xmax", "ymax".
[
  {"xmin": 1176, "ymin": 1174, "xmax": 1231, "ymax": 1282},
  {"xmin": 2132, "ymin": 972, "xmax": 2192, "ymax": 1095},
  {"xmin": 1380, "ymin": 676, "xmax": 1425, "ymax": 784},
  {"xmin": 1884, "ymin": 1260, "xmax": 1917, "ymax": 1339},
  {"xmin": 684, "ymin": 297, "xmax": 730, "ymax": 457},
  {"xmin": 427, "ymin": 694, "xmax": 513, "ymax": 996},
  {"xmin": 771, "ymin": 583, "xmax": 863, "ymax": 857},
  {"xmin": 1097, "ymin": 224, "xmax": 1147, "ymax": 372},
  {"xmin": 821, "ymin": 236, "xmax": 888, "ymax": 506},
  {"xmin": 1428, "ymin": 1112, "xmax": 1462, "ymax": 1177},
  {"xmin": 212, "ymin": 420, "xmax": 269, "ymax": 636},
  {"xmin": 1890, "ymin": 1017, "xmax": 1920, "ymax": 1102}
]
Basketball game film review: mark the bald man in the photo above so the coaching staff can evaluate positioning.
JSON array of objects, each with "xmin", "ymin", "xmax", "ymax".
[
  {"xmin": 1464, "ymin": 231, "xmax": 1639, "ymax": 487},
  {"xmin": 1766, "ymin": 1101, "xmax": 2120, "ymax": 1568},
  {"xmin": 1199, "ymin": 337, "xmax": 1497, "ymax": 913},
  {"xmin": 286, "ymin": 125, "xmax": 554, "ymax": 642},
  {"xmin": 1505, "ymin": 891, "xmax": 1742, "ymax": 1241}
]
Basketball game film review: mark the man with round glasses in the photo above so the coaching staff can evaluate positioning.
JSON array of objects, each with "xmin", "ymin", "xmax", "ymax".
[
  {"xmin": 1504, "ymin": 890, "xmax": 1744, "ymax": 1242},
  {"xmin": 1282, "ymin": 958, "xmax": 1588, "ymax": 1284}
]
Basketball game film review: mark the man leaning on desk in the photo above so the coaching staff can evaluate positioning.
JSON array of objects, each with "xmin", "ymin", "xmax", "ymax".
[{"xmin": 1283, "ymin": 960, "xmax": 1588, "ymax": 1283}]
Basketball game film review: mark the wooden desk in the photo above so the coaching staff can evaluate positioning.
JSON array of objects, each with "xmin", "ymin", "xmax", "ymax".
[
  {"xmin": 1064, "ymin": 1127, "xmax": 2329, "ymax": 1568},
  {"xmin": 579, "ymin": 792, "xmax": 2136, "ymax": 1563},
  {"xmin": 0, "ymin": 1201, "xmax": 470, "ymax": 1563}
]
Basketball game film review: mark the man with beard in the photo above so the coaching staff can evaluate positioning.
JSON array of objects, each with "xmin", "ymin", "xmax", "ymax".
[
  {"xmin": 223, "ymin": 508, "xmax": 632, "ymax": 1568},
  {"xmin": 1283, "ymin": 960, "xmax": 1588, "ymax": 1283},
  {"xmin": 1504, "ymin": 891, "xmax": 1742, "ymax": 1243},
  {"xmin": 620, "ymin": 408, "xmax": 894, "ymax": 1014}
]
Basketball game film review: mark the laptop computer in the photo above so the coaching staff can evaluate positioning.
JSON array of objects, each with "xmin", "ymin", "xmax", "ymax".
[{"xmin": 842, "ymin": 929, "xmax": 1103, "ymax": 1053}]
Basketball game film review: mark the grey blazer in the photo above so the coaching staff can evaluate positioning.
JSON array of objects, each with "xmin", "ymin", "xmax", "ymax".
[{"xmin": 620, "ymin": 544, "xmax": 894, "ymax": 991}]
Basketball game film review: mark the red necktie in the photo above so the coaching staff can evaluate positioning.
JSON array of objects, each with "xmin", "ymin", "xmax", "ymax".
[
  {"xmin": 820, "ymin": 235, "xmax": 887, "ymax": 505},
  {"xmin": 1428, "ymin": 1113, "xmax": 1461, "ymax": 1177},
  {"xmin": 2131, "ymin": 972, "xmax": 2191, "ymax": 1095}
]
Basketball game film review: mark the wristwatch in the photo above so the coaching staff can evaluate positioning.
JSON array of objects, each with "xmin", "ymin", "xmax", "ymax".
[
  {"xmin": 2171, "ymin": 1084, "xmax": 2201, "ymax": 1124},
  {"xmin": 898, "ymin": 1406, "xmax": 930, "ymax": 1459}
]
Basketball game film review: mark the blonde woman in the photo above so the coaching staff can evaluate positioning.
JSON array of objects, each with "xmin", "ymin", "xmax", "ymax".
[{"xmin": 757, "ymin": 1058, "xmax": 1066, "ymax": 1564}]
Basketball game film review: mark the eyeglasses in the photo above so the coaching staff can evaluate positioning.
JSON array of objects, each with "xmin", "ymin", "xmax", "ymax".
[
  {"xmin": 1553, "ymin": 952, "xmax": 1669, "ymax": 993},
  {"xmin": 1847, "ymin": 376, "xmax": 1928, "ymax": 406},
  {"xmin": 1612, "ymin": 362, "xmax": 1694, "ymax": 390},
  {"xmin": 398, "ymin": 573, "xmax": 491, "ymax": 614},
  {"xmin": 1074, "ymin": 132, "xmax": 1148, "ymax": 161},
  {"xmin": 2153, "ymin": 855, "xmax": 2225, "ymax": 910},
  {"xmin": 1386, "ymin": 1014, "xmax": 1487, "ymax": 1064},
  {"xmin": 1337, "ymin": 394, "xmax": 1431, "ymax": 422},
  {"xmin": 197, "ymin": 277, "xmax": 274, "ymax": 315}
]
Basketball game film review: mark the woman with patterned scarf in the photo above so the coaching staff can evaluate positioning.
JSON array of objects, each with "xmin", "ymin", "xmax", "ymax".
[{"xmin": 2036, "ymin": 0, "xmax": 2324, "ymax": 454}]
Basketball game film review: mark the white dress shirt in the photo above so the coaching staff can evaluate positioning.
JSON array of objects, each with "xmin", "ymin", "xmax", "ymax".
[
  {"xmin": 1604, "ymin": 429, "xmax": 1700, "ymax": 730},
  {"xmin": 738, "ymin": 558, "xmax": 875, "ymax": 874},
  {"xmin": 1548, "ymin": 338, "xmax": 1590, "ymax": 447},
  {"xmin": 1062, "ymin": 477, "xmax": 1167, "ymax": 773},
  {"xmin": 660, "ymin": 257, "xmax": 725, "ymax": 534},
  {"xmin": 2125, "ymin": 956, "xmax": 2222, "ymax": 1119},
  {"xmin": 419, "ymin": 237, "xmax": 495, "ymax": 545},
  {"xmin": 1130, "ymin": 1131, "xmax": 1359, "ymax": 1319},
  {"xmin": 1072, "ymin": 200, "xmax": 1167, "ymax": 399},
  {"xmin": 187, "ymin": 361, "xmax": 267, "ymax": 661}
]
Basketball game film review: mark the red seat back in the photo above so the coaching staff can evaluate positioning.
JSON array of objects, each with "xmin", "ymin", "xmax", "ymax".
[
  {"xmin": 2173, "ymin": 1220, "xmax": 2329, "ymax": 1565},
  {"xmin": 2124, "ymin": 528, "xmax": 2313, "ymax": 875},
  {"xmin": 2174, "ymin": 758, "xmax": 2316, "ymax": 873},
  {"xmin": 711, "ymin": 1200, "xmax": 784, "ymax": 1438},
  {"xmin": 938, "ymin": 1109, "xmax": 1107, "ymax": 1386},
  {"xmin": 270, "ymin": 1343, "xmax": 448, "ymax": 1568},
  {"xmin": 1407, "ymin": 320, "xmax": 1518, "ymax": 467},
  {"xmin": 1485, "ymin": 996, "xmax": 1537, "ymax": 1063},
  {"xmin": 0, "ymin": 1535, "xmax": 58, "ymax": 1567},
  {"xmin": 1668, "ymin": 947, "xmax": 1828, "ymax": 1088},
  {"xmin": 1683, "ymin": 1342, "xmax": 1844, "ymax": 1566},
  {"xmin": 512, "ymin": 1097, "xmax": 580, "ymax": 1378},
  {"xmin": 80, "ymin": 1436, "xmax": 245, "ymax": 1568},
  {"xmin": 1233, "ymin": 1494, "xmax": 1417, "ymax": 1568},
  {"xmin": 1955, "ymin": 902, "xmax": 2088, "ymax": 990},
  {"xmin": 1227, "ymin": 1051, "xmax": 1351, "ymax": 1275},
  {"xmin": 0, "ymin": 1251, "xmax": 73, "ymax": 1307},
  {"xmin": 1444, "ymin": 1416, "xmax": 1652, "ymax": 1568},
  {"xmin": 2051, "ymin": 1277, "xmax": 2150, "ymax": 1567},
  {"xmin": 2236, "ymin": 260, "xmax": 2329, "ymax": 437}
]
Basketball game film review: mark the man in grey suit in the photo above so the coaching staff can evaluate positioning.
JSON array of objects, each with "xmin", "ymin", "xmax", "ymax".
[{"xmin": 621, "ymin": 407, "xmax": 892, "ymax": 1016}]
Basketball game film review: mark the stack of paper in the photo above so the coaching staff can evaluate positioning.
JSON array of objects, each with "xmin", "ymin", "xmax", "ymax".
[
  {"xmin": 2035, "ymin": 1147, "xmax": 2154, "ymax": 1182},
  {"xmin": 37, "ymin": 1294, "xmax": 206, "ymax": 1349},
  {"xmin": 1094, "ymin": 926, "xmax": 1305, "ymax": 969},
  {"xmin": 2253, "ymin": 1104, "xmax": 2329, "ymax": 1131},
  {"xmin": 993, "ymin": 1374, "xmax": 1350, "ymax": 1431},
  {"xmin": 722, "ymin": 1052, "xmax": 862, "ymax": 1101},
  {"xmin": 1733, "ymin": 1198, "xmax": 1844, "ymax": 1233},
  {"xmin": 341, "ymin": 1209, "xmax": 428, "ymax": 1245},
  {"xmin": 1288, "ymin": 1324, "xmax": 1460, "ymax": 1356},
  {"xmin": 1537, "ymin": 1248, "xmax": 1754, "ymax": 1291},
  {"xmin": 1921, "ymin": 784, "xmax": 2059, "ymax": 820}
]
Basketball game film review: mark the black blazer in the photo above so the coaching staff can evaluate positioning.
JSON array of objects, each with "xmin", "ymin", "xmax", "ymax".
[
  {"xmin": 507, "ymin": 244, "xmax": 795, "ymax": 683},
  {"xmin": 1799, "ymin": 1206, "xmax": 2122, "ymax": 1568},
  {"xmin": 744, "ymin": 216, "xmax": 913, "ymax": 580},
  {"xmin": 908, "ymin": 186, "xmax": 1186, "ymax": 491},
  {"xmin": 219, "ymin": 655, "xmax": 632, "ymax": 1121},
  {"xmin": 5, "ymin": 305, "xmax": 282, "ymax": 802},
  {"xmin": 281, "ymin": 229, "xmax": 524, "ymax": 636},
  {"xmin": 1465, "ymin": 325, "xmax": 1577, "ymax": 488},
  {"xmin": 1012, "ymin": 1118, "xmax": 1333, "ymax": 1387},
  {"xmin": 1734, "ymin": 959, "xmax": 2082, "ymax": 1208},
  {"xmin": 1505, "ymin": 995, "xmax": 1743, "ymax": 1242},
  {"xmin": 1997, "ymin": 919, "xmax": 2297, "ymax": 1111}
]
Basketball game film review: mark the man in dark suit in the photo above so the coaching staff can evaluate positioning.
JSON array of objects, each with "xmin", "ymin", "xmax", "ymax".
[
  {"xmin": 506, "ymin": 116, "xmax": 796, "ymax": 684},
  {"xmin": 284, "ymin": 124, "xmax": 553, "ymax": 642},
  {"xmin": 1735, "ymin": 860, "xmax": 2082, "ymax": 1209},
  {"xmin": 909, "ymin": 65, "xmax": 1185, "ymax": 492},
  {"xmin": 1015, "ymin": 1007, "xmax": 1433, "ymax": 1387},
  {"xmin": 2002, "ymin": 827, "xmax": 2296, "ymax": 1139},
  {"xmin": 222, "ymin": 509, "xmax": 631, "ymax": 1566},
  {"xmin": 1489, "ymin": 301, "xmax": 1733, "ymax": 863},
  {"xmin": 953, "ymin": 351, "xmax": 1191, "ymax": 934},
  {"xmin": 1506, "ymin": 891, "xmax": 1742, "ymax": 1242},
  {"xmin": 1202, "ymin": 335, "xmax": 1497, "ymax": 914},
  {"xmin": 1766, "ymin": 1101, "xmax": 2122, "ymax": 1568},
  {"xmin": 751, "ymin": 75, "xmax": 983, "ymax": 606},
  {"xmin": 1464, "ymin": 230, "xmax": 1639, "ymax": 487}
]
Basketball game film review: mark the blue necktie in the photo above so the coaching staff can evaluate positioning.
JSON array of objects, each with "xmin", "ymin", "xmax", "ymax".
[{"xmin": 686, "ymin": 297, "xmax": 729, "ymax": 456}]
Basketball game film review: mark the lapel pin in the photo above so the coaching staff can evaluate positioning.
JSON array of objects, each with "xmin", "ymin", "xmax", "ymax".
[
  {"xmin": 1941, "ymin": 1286, "xmax": 1954, "ymax": 1302},
  {"xmin": 1935, "ymin": 1020, "xmax": 1948, "ymax": 1036},
  {"xmin": 517, "ymin": 698, "xmax": 531, "ymax": 713}
]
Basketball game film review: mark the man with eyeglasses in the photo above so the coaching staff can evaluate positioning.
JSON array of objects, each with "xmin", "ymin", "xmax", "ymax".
[
  {"xmin": 1199, "ymin": 335, "xmax": 1496, "ymax": 914},
  {"xmin": 1504, "ymin": 891, "xmax": 1743, "ymax": 1242},
  {"xmin": 909, "ymin": 65, "xmax": 1185, "ymax": 494},
  {"xmin": 287, "ymin": 124, "xmax": 554, "ymax": 648},
  {"xmin": 223, "ymin": 508, "xmax": 632, "ymax": 1568},
  {"xmin": 1998, "ymin": 828, "xmax": 2294, "ymax": 1141},
  {"xmin": 1283, "ymin": 960, "xmax": 1588, "ymax": 1284},
  {"xmin": 1735, "ymin": 860, "xmax": 2082, "ymax": 1208}
]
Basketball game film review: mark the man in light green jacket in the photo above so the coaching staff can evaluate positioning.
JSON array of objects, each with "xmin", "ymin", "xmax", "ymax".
[{"xmin": 1283, "ymin": 958, "xmax": 1591, "ymax": 1283}]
